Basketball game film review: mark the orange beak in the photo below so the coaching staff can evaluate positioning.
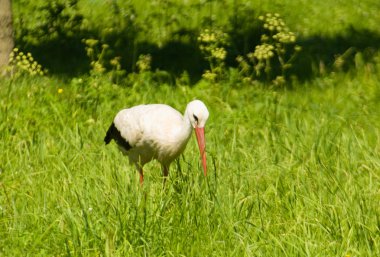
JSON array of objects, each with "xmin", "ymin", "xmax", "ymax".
[{"xmin": 195, "ymin": 127, "xmax": 207, "ymax": 176}]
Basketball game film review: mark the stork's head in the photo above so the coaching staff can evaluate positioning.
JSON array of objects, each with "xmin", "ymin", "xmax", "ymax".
[
  {"xmin": 186, "ymin": 100, "xmax": 209, "ymax": 176},
  {"xmin": 187, "ymin": 100, "xmax": 209, "ymax": 128}
]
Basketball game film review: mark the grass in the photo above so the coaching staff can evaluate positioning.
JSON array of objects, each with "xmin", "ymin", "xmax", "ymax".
[
  {"xmin": 0, "ymin": 65, "xmax": 379, "ymax": 256},
  {"xmin": 3, "ymin": 2, "xmax": 380, "ymax": 255},
  {"xmin": 79, "ymin": 0, "xmax": 380, "ymax": 36}
]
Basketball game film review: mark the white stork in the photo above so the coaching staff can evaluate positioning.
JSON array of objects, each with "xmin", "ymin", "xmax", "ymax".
[{"xmin": 104, "ymin": 100, "xmax": 209, "ymax": 184}]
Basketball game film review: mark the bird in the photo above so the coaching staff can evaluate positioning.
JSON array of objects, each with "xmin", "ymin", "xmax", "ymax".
[{"xmin": 104, "ymin": 100, "xmax": 209, "ymax": 185}]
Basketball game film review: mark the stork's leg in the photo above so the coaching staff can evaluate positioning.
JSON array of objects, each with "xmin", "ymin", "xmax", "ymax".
[
  {"xmin": 162, "ymin": 165, "xmax": 169, "ymax": 187},
  {"xmin": 138, "ymin": 167, "xmax": 144, "ymax": 186}
]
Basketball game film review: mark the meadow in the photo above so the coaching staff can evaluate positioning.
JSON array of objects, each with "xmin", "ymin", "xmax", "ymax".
[
  {"xmin": 1, "ymin": 0, "xmax": 380, "ymax": 256},
  {"xmin": 1, "ymin": 70, "xmax": 379, "ymax": 256}
]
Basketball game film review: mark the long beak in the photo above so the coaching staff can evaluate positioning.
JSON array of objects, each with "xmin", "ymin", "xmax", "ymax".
[{"xmin": 195, "ymin": 127, "xmax": 207, "ymax": 176}]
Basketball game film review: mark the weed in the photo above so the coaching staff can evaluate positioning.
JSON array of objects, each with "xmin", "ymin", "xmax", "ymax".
[
  {"xmin": 198, "ymin": 28, "xmax": 229, "ymax": 82},
  {"xmin": 6, "ymin": 48, "xmax": 46, "ymax": 77},
  {"xmin": 237, "ymin": 13, "xmax": 301, "ymax": 85},
  {"xmin": 83, "ymin": 38, "xmax": 108, "ymax": 76},
  {"xmin": 136, "ymin": 54, "xmax": 152, "ymax": 73}
]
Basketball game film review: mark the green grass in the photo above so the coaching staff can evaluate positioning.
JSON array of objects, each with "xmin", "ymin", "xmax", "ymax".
[
  {"xmin": 3, "ymin": 1, "xmax": 380, "ymax": 256},
  {"xmin": 78, "ymin": 0, "xmax": 380, "ymax": 36},
  {"xmin": 1, "ymin": 66, "xmax": 379, "ymax": 256}
]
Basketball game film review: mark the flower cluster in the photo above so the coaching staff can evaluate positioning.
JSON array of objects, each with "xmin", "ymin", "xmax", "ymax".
[
  {"xmin": 273, "ymin": 31, "xmax": 296, "ymax": 44},
  {"xmin": 251, "ymin": 44, "xmax": 275, "ymax": 60},
  {"xmin": 237, "ymin": 13, "xmax": 301, "ymax": 85},
  {"xmin": 202, "ymin": 70, "xmax": 217, "ymax": 81},
  {"xmin": 198, "ymin": 29, "xmax": 229, "ymax": 61},
  {"xmin": 136, "ymin": 54, "xmax": 152, "ymax": 73},
  {"xmin": 272, "ymin": 75, "xmax": 286, "ymax": 86},
  {"xmin": 198, "ymin": 29, "xmax": 229, "ymax": 82},
  {"xmin": 250, "ymin": 13, "xmax": 298, "ymax": 67},
  {"xmin": 7, "ymin": 48, "xmax": 46, "ymax": 76},
  {"xmin": 259, "ymin": 13, "xmax": 286, "ymax": 32},
  {"xmin": 198, "ymin": 29, "xmax": 228, "ymax": 46},
  {"xmin": 259, "ymin": 13, "xmax": 297, "ymax": 45},
  {"xmin": 84, "ymin": 39, "xmax": 99, "ymax": 56},
  {"xmin": 198, "ymin": 30, "xmax": 217, "ymax": 44},
  {"xmin": 211, "ymin": 47, "xmax": 227, "ymax": 61},
  {"xmin": 110, "ymin": 57, "xmax": 121, "ymax": 70},
  {"xmin": 91, "ymin": 61, "xmax": 106, "ymax": 74},
  {"xmin": 83, "ymin": 38, "xmax": 108, "ymax": 75}
]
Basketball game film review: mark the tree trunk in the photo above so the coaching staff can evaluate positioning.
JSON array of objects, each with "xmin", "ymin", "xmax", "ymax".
[{"xmin": 0, "ymin": 0, "xmax": 14, "ymax": 73}]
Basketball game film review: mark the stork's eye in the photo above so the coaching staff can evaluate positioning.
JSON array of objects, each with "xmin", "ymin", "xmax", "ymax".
[{"xmin": 193, "ymin": 114, "xmax": 199, "ymax": 123}]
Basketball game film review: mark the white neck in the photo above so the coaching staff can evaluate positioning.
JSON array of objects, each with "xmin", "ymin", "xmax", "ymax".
[{"xmin": 182, "ymin": 107, "xmax": 193, "ymax": 137}]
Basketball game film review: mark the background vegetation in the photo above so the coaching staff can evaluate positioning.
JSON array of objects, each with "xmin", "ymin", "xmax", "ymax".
[
  {"xmin": 11, "ymin": 0, "xmax": 380, "ymax": 80},
  {"xmin": 1, "ymin": 0, "xmax": 379, "ymax": 256}
]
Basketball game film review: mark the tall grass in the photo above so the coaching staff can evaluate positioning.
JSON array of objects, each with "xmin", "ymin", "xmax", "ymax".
[{"xmin": 0, "ymin": 66, "xmax": 379, "ymax": 256}]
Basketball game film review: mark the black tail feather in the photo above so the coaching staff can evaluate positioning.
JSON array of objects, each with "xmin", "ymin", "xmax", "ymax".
[
  {"xmin": 104, "ymin": 123, "xmax": 116, "ymax": 144},
  {"xmin": 104, "ymin": 122, "xmax": 132, "ymax": 151}
]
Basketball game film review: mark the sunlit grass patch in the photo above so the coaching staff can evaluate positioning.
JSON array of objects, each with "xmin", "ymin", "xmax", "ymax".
[{"xmin": 0, "ymin": 70, "xmax": 379, "ymax": 256}]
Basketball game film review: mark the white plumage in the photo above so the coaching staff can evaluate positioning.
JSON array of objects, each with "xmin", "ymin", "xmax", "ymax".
[{"xmin": 104, "ymin": 100, "xmax": 209, "ymax": 184}]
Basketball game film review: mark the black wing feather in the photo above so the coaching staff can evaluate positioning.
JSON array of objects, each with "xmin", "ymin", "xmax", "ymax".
[{"xmin": 104, "ymin": 122, "xmax": 132, "ymax": 151}]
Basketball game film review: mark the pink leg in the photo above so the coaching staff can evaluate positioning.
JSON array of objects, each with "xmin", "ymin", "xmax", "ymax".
[
  {"xmin": 162, "ymin": 165, "xmax": 169, "ymax": 187},
  {"xmin": 138, "ymin": 167, "xmax": 144, "ymax": 186}
]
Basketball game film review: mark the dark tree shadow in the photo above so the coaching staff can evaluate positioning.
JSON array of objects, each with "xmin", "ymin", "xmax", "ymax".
[
  {"xmin": 291, "ymin": 26, "xmax": 380, "ymax": 80},
  {"xmin": 19, "ymin": 17, "xmax": 380, "ymax": 84},
  {"xmin": 25, "ymin": 37, "xmax": 89, "ymax": 76},
  {"xmin": 139, "ymin": 29, "xmax": 207, "ymax": 83}
]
